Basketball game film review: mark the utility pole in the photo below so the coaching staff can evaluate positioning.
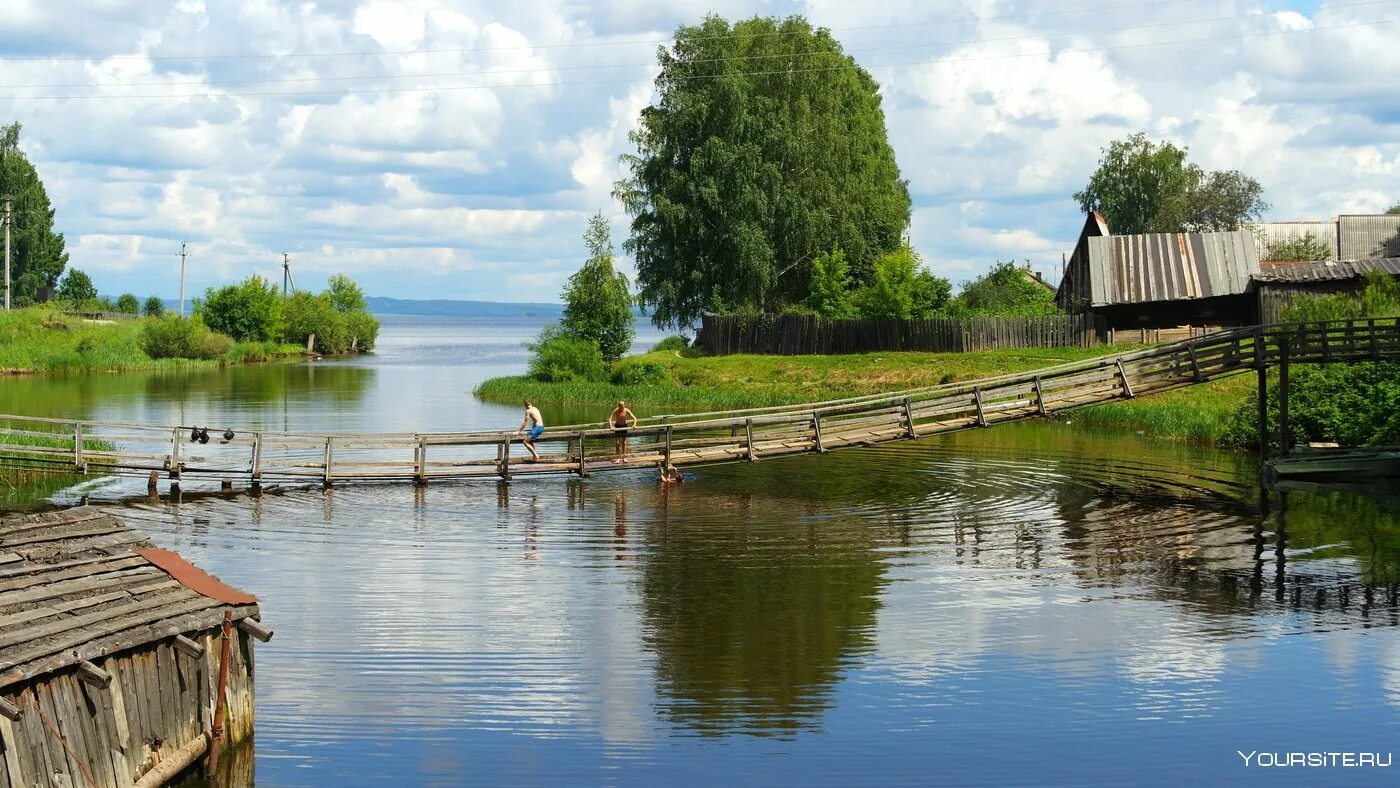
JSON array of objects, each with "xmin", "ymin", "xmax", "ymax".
[
  {"xmin": 177, "ymin": 241, "xmax": 189, "ymax": 316},
  {"xmin": 281, "ymin": 253, "xmax": 295, "ymax": 295},
  {"xmin": 3, "ymin": 198, "xmax": 11, "ymax": 310}
]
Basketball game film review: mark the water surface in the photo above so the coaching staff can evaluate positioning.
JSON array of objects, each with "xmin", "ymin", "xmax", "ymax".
[{"xmin": 9, "ymin": 315, "xmax": 1400, "ymax": 785}]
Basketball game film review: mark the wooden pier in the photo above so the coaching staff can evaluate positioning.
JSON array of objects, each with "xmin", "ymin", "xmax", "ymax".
[
  {"xmin": 0, "ymin": 317, "xmax": 1396, "ymax": 489},
  {"xmin": 0, "ymin": 507, "xmax": 269, "ymax": 787}
]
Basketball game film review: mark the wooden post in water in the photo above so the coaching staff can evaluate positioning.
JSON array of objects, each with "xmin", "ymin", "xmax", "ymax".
[
  {"xmin": 169, "ymin": 427, "xmax": 182, "ymax": 486},
  {"xmin": 414, "ymin": 436, "xmax": 427, "ymax": 485},
  {"xmin": 812, "ymin": 413, "xmax": 826, "ymax": 453},
  {"xmin": 250, "ymin": 432, "xmax": 263, "ymax": 488},
  {"xmin": 663, "ymin": 425, "xmax": 673, "ymax": 465},
  {"xmin": 499, "ymin": 438, "xmax": 512, "ymax": 480},
  {"xmin": 1278, "ymin": 336, "xmax": 1291, "ymax": 455},
  {"xmin": 744, "ymin": 418, "xmax": 756, "ymax": 461},
  {"xmin": 322, "ymin": 437, "xmax": 334, "ymax": 487},
  {"xmin": 1033, "ymin": 375, "xmax": 1047, "ymax": 416},
  {"xmin": 73, "ymin": 422, "xmax": 85, "ymax": 472},
  {"xmin": 973, "ymin": 387, "xmax": 988, "ymax": 427},
  {"xmin": 1256, "ymin": 366, "xmax": 1269, "ymax": 460},
  {"xmin": 576, "ymin": 432, "xmax": 587, "ymax": 477},
  {"xmin": 902, "ymin": 396, "xmax": 917, "ymax": 438}
]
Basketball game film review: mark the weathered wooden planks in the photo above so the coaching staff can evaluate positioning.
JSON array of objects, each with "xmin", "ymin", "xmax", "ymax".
[{"xmin": 0, "ymin": 317, "xmax": 1397, "ymax": 490}]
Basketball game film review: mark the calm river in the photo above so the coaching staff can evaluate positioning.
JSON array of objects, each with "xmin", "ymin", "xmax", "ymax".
[{"xmin": 7, "ymin": 316, "xmax": 1400, "ymax": 785}]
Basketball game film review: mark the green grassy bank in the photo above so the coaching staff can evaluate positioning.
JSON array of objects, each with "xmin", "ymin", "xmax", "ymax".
[
  {"xmin": 475, "ymin": 346, "xmax": 1252, "ymax": 445},
  {"xmin": 0, "ymin": 308, "xmax": 303, "ymax": 374}
]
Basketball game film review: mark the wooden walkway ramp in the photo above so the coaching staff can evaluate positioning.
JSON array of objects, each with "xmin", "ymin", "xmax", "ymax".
[{"xmin": 2, "ymin": 318, "xmax": 1397, "ymax": 489}]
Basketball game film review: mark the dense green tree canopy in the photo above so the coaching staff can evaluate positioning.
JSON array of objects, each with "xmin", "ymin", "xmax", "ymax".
[
  {"xmin": 560, "ymin": 213, "xmax": 634, "ymax": 362},
  {"xmin": 1387, "ymin": 203, "xmax": 1400, "ymax": 215},
  {"xmin": 198, "ymin": 276, "xmax": 282, "ymax": 341},
  {"xmin": 142, "ymin": 295, "xmax": 165, "ymax": 317},
  {"xmin": 115, "ymin": 293, "xmax": 139, "ymax": 314},
  {"xmin": 0, "ymin": 123, "xmax": 68, "ymax": 301},
  {"xmin": 55, "ymin": 268, "xmax": 96, "ymax": 304},
  {"xmin": 853, "ymin": 245, "xmax": 951, "ymax": 319},
  {"xmin": 950, "ymin": 261, "xmax": 1058, "ymax": 317},
  {"xmin": 1074, "ymin": 132, "xmax": 1268, "ymax": 235},
  {"xmin": 615, "ymin": 15, "xmax": 911, "ymax": 329}
]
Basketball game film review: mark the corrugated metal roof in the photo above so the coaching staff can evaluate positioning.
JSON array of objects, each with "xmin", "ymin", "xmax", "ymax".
[
  {"xmin": 1250, "ymin": 221, "xmax": 1338, "ymax": 261},
  {"xmin": 1084, "ymin": 230, "xmax": 1260, "ymax": 306},
  {"xmin": 1338, "ymin": 215, "xmax": 1400, "ymax": 260},
  {"xmin": 1251, "ymin": 257, "xmax": 1400, "ymax": 283}
]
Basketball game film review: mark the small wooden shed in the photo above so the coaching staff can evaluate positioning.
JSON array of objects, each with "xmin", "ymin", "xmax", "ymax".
[{"xmin": 0, "ymin": 506, "xmax": 269, "ymax": 787}]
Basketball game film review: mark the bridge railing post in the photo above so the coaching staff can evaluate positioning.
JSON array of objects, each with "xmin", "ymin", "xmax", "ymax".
[
  {"xmin": 812, "ymin": 413, "xmax": 826, "ymax": 453},
  {"xmin": 1278, "ymin": 336, "xmax": 1291, "ymax": 455},
  {"xmin": 744, "ymin": 418, "xmax": 756, "ymax": 461},
  {"xmin": 251, "ymin": 432, "xmax": 263, "ymax": 486}
]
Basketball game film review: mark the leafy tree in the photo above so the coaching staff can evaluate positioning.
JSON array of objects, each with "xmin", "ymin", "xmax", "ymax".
[
  {"xmin": 853, "ymin": 245, "xmax": 950, "ymax": 319},
  {"xmin": 1387, "ymin": 203, "xmax": 1400, "ymax": 216},
  {"xmin": 115, "ymin": 293, "xmax": 139, "ymax": 314},
  {"xmin": 1264, "ymin": 232, "xmax": 1332, "ymax": 262},
  {"xmin": 560, "ymin": 213, "xmax": 634, "ymax": 363},
  {"xmin": 0, "ymin": 123, "xmax": 68, "ymax": 302},
  {"xmin": 950, "ymin": 261, "xmax": 1059, "ymax": 317},
  {"xmin": 911, "ymin": 269, "xmax": 953, "ymax": 317},
  {"xmin": 55, "ymin": 268, "xmax": 96, "ymax": 304},
  {"xmin": 198, "ymin": 276, "xmax": 282, "ymax": 341},
  {"xmin": 1074, "ymin": 132, "xmax": 1268, "ymax": 234},
  {"xmin": 806, "ymin": 249, "xmax": 857, "ymax": 318},
  {"xmin": 615, "ymin": 14, "xmax": 911, "ymax": 328},
  {"xmin": 326, "ymin": 273, "xmax": 367, "ymax": 313},
  {"xmin": 142, "ymin": 295, "xmax": 165, "ymax": 317}
]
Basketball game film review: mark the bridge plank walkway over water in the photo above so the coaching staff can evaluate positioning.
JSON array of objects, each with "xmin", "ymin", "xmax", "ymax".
[{"xmin": 2, "ymin": 318, "xmax": 1398, "ymax": 488}]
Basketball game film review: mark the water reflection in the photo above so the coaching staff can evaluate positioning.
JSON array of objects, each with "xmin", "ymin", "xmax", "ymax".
[
  {"xmin": 637, "ymin": 483, "xmax": 886, "ymax": 736},
  {"xmin": 96, "ymin": 424, "xmax": 1400, "ymax": 784}
]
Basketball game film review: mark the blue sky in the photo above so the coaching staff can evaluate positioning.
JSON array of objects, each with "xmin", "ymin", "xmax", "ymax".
[{"xmin": 1, "ymin": 0, "xmax": 1396, "ymax": 302}]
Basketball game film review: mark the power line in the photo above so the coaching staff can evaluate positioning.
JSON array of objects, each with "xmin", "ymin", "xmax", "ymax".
[
  {"xmin": 0, "ymin": 0, "xmax": 1263, "ymax": 64},
  {"xmin": 5, "ymin": 1, "xmax": 1390, "ymax": 92},
  {"xmin": 2, "ymin": 17, "xmax": 1389, "ymax": 102}
]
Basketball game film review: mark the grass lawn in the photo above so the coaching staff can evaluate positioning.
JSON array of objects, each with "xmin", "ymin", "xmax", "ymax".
[
  {"xmin": 475, "ymin": 345, "xmax": 1256, "ymax": 444},
  {"xmin": 0, "ymin": 308, "xmax": 303, "ymax": 374}
]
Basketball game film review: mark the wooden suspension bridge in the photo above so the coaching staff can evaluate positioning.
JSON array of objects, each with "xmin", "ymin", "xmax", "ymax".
[{"xmin": 1, "ymin": 318, "xmax": 1397, "ymax": 490}]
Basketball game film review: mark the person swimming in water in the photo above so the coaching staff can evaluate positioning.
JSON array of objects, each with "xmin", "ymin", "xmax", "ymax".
[{"xmin": 658, "ymin": 461, "xmax": 683, "ymax": 484}]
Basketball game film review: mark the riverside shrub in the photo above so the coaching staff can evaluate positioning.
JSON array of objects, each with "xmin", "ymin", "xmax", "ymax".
[
  {"xmin": 1222, "ymin": 272, "xmax": 1400, "ymax": 448},
  {"xmin": 199, "ymin": 276, "xmax": 282, "ymax": 341},
  {"xmin": 652, "ymin": 335, "xmax": 689, "ymax": 352},
  {"xmin": 526, "ymin": 326, "xmax": 606, "ymax": 382},
  {"xmin": 138, "ymin": 316, "xmax": 233, "ymax": 360},
  {"xmin": 611, "ymin": 360, "xmax": 668, "ymax": 385}
]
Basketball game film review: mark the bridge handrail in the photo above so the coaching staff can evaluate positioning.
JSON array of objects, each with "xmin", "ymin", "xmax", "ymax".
[{"xmin": 0, "ymin": 317, "xmax": 1393, "ymax": 443}]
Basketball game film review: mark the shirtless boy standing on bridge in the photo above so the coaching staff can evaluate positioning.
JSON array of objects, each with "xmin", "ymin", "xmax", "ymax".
[
  {"xmin": 608, "ymin": 400, "xmax": 637, "ymax": 463},
  {"xmin": 517, "ymin": 401, "xmax": 544, "ymax": 461}
]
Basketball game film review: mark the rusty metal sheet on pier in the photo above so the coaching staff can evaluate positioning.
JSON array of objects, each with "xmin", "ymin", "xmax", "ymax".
[{"xmin": 136, "ymin": 547, "xmax": 259, "ymax": 605}]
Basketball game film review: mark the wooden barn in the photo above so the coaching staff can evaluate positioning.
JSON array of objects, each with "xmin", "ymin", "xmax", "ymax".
[
  {"xmin": 0, "ymin": 506, "xmax": 269, "ymax": 787},
  {"xmin": 1252, "ymin": 257, "xmax": 1400, "ymax": 323},
  {"xmin": 1056, "ymin": 213, "xmax": 1261, "ymax": 331}
]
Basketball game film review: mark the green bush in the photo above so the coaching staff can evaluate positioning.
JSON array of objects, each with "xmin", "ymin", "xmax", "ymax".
[
  {"xmin": 1264, "ymin": 233, "xmax": 1332, "ymax": 262},
  {"xmin": 282, "ymin": 291, "xmax": 345, "ymax": 353},
  {"xmin": 652, "ymin": 335, "xmax": 689, "ymax": 352},
  {"xmin": 611, "ymin": 360, "xmax": 669, "ymax": 385},
  {"xmin": 526, "ymin": 325, "xmax": 607, "ymax": 382},
  {"xmin": 115, "ymin": 293, "xmax": 139, "ymax": 314},
  {"xmin": 1223, "ymin": 271, "xmax": 1400, "ymax": 448},
  {"xmin": 138, "ymin": 316, "xmax": 233, "ymax": 360},
  {"xmin": 55, "ymin": 269, "xmax": 97, "ymax": 304},
  {"xmin": 198, "ymin": 276, "xmax": 282, "ymax": 341},
  {"xmin": 344, "ymin": 310, "xmax": 380, "ymax": 351},
  {"xmin": 142, "ymin": 295, "xmax": 165, "ymax": 317}
]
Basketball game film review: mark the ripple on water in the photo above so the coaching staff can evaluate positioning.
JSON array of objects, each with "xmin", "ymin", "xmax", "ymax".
[{"xmin": 74, "ymin": 422, "xmax": 1400, "ymax": 784}]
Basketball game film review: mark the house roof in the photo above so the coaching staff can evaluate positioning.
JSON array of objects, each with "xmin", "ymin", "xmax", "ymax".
[
  {"xmin": 1251, "ymin": 257, "xmax": 1400, "ymax": 283},
  {"xmin": 1084, "ymin": 230, "xmax": 1260, "ymax": 307},
  {"xmin": 0, "ymin": 506, "xmax": 260, "ymax": 688}
]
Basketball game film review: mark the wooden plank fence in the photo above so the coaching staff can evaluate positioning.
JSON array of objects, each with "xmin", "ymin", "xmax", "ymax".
[
  {"xmin": 0, "ymin": 318, "xmax": 1396, "ymax": 491},
  {"xmin": 699, "ymin": 313, "xmax": 1103, "ymax": 355}
]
